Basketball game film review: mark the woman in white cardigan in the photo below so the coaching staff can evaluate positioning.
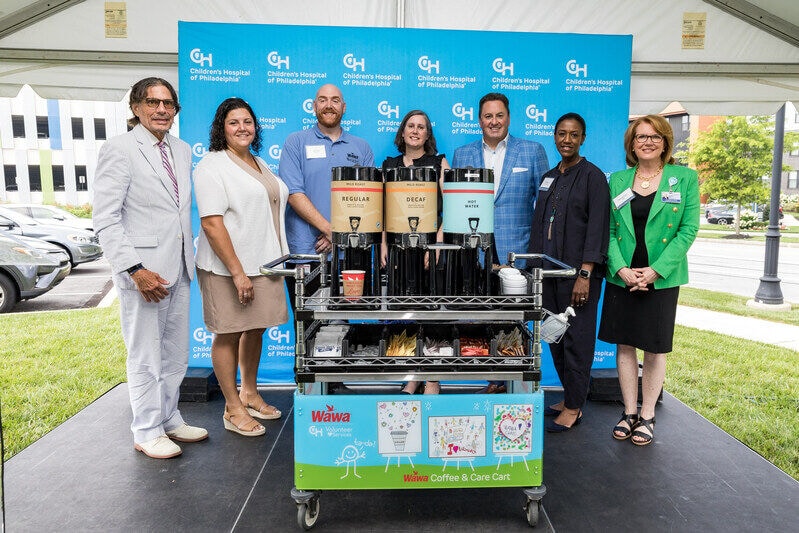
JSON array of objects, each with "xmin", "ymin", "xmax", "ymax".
[{"xmin": 193, "ymin": 97, "xmax": 289, "ymax": 437}]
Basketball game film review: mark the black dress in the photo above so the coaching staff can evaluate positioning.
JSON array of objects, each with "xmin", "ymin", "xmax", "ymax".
[{"xmin": 598, "ymin": 192, "xmax": 680, "ymax": 353}]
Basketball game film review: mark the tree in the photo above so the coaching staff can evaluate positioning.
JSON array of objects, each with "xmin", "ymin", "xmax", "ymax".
[{"xmin": 685, "ymin": 116, "xmax": 772, "ymax": 235}]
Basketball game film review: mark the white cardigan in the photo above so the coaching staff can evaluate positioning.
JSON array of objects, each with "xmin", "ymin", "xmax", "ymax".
[{"xmin": 193, "ymin": 150, "xmax": 289, "ymax": 276}]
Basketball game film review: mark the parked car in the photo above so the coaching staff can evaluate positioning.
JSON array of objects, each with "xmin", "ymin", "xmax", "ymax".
[
  {"xmin": 706, "ymin": 206, "xmax": 736, "ymax": 225},
  {"xmin": 0, "ymin": 233, "xmax": 71, "ymax": 313},
  {"xmin": 0, "ymin": 206, "xmax": 102, "ymax": 267},
  {"xmin": 1, "ymin": 203, "xmax": 93, "ymax": 231}
]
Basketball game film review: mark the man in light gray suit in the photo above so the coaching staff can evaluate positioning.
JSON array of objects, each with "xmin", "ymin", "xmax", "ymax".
[{"xmin": 93, "ymin": 77, "xmax": 207, "ymax": 459}]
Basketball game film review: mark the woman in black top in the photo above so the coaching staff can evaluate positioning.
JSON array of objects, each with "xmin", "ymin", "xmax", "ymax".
[
  {"xmin": 527, "ymin": 112, "xmax": 610, "ymax": 432},
  {"xmin": 382, "ymin": 110, "xmax": 449, "ymax": 395}
]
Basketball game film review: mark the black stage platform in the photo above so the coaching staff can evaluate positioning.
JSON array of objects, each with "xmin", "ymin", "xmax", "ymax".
[{"xmin": 4, "ymin": 384, "xmax": 797, "ymax": 532}]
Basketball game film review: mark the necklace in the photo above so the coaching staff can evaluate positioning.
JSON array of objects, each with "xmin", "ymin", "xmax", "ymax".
[{"xmin": 635, "ymin": 165, "xmax": 661, "ymax": 189}]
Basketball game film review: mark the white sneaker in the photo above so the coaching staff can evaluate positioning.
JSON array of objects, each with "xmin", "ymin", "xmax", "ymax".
[
  {"xmin": 134, "ymin": 435, "xmax": 182, "ymax": 459},
  {"xmin": 166, "ymin": 423, "xmax": 209, "ymax": 443}
]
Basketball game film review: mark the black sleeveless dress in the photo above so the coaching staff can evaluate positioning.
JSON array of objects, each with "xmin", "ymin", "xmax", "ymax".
[{"xmin": 598, "ymin": 191, "xmax": 680, "ymax": 353}]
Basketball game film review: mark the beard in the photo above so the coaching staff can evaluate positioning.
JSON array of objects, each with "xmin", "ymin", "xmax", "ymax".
[{"xmin": 316, "ymin": 107, "xmax": 342, "ymax": 129}]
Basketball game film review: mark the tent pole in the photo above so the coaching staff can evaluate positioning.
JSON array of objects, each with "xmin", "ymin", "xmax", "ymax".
[
  {"xmin": 397, "ymin": 0, "xmax": 405, "ymax": 28},
  {"xmin": 753, "ymin": 103, "xmax": 786, "ymax": 305}
]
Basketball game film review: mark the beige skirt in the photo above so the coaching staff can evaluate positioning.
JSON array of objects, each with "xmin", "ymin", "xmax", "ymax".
[{"xmin": 197, "ymin": 269, "xmax": 288, "ymax": 334}]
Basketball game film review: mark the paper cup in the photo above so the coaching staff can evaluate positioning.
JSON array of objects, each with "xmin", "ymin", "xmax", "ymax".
[{"xmin": 342, "ymin": 270, "xmax": 366, "ymax": 301}]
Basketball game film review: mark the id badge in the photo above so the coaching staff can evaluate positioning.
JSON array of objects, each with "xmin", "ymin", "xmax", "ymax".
[
  {"xmin": 661, "ymin": 191, "xmax": 681, "ymax": 204},
  {"xmin": 305, "ymin": 144, "xmax": 326, "ymax": 159},
  {"xmin": 539, "ymin": 177, "xmax": 555, "ymax": 191},
  {"xmin": 613, "ymin": 188, "xmax": 635, "ymax": 209}
]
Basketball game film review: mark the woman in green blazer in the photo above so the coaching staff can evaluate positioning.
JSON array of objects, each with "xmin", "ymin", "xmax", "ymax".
[{"xmin": 598, "ymin": 114, "xmax": 699, "ymax": 446}]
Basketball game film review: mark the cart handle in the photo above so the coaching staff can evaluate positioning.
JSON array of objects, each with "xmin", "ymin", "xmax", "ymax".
[
  {"xmin": 507, "ymin": 253, "xmax": 577, "ymax": 278},
  {"xmin": 259, "ymin": 253, "xmax": 326, "ymax": 278}
]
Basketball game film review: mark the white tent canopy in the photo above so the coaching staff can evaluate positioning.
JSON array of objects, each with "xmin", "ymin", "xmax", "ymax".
[{"xmin": 0, "ymin": 0, "xmax": 797, "ymax": 115}]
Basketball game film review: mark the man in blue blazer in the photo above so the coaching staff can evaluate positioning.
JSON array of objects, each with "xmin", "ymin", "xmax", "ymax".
[
  {"xmin": 452, "ymin": 92, "xmax": 549, "ymax": 268},
  {"xmin": 94, "ymin": 78, "xmax": 207, "ymax": 459},
  {"xmin": 453, "ymin": 93, "xmax": 548, "ymax": 393}
]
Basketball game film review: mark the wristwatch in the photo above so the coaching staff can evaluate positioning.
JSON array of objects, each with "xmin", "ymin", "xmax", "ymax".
[
  {"xmin": 578, "ymin": 268, "xmax": 591, "ymax": 279},
  {"xmin": 127, "ymin": 263, "xmax": 145, "ymax": 276}
]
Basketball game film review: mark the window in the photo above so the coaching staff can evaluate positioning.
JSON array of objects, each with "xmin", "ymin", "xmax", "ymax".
[
  {"xmin": 94, "ymin": 118, "xmax": 106, "ymax": 140},
  {"xmin": 12, "ymin": 115, "xmax": 25, "ymax": 138},
  {"xmin": 681, "ymin": 115, "xmax": 689, "ymax": 132},
  {"xmin": 4, "ymin": 165, "xmax": 17, "ymax": 191},
  {"xmin": 71, "ymin": 117, "xmax": 84, "ymax": 139},
  {"xmin": 75, "ymin": 165, "xmax": 88, "ymax": 191},
  {"xmin": 36, "ymin": 116, "xmax": 50, "ymax": 139},
  {"xmin": 789, "ymin": 171, "xmax": 798, "ymax": 189},
  {"xmin": 28, "ymin": 166, "xmax": 42, "ymax": 191},
  {"xmin": 52, "ymin": 165, "xmax": 65, "ymax": 191}
]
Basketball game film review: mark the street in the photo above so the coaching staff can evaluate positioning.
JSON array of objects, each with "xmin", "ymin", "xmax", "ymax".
[
  {"xmin": 687, "ymin": 238, "xmax": 799, "ymax": 303},
  {"xmin": 10, "ymin": 256, "xmax": 113, "ymax": 313}
]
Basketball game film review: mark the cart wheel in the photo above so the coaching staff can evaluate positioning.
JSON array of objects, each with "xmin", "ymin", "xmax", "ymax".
[
  {"xmin": 297, "ymin": 497, "xmax": 320, "ymax": 530},
  {"xmin": 524, "ymin": 499, "xmax": 540, "ymax": 527}
]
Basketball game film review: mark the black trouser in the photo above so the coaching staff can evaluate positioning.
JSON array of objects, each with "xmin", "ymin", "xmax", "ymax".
[{"xmin": 543, "ymin": 276, "xmax": 602, "ymax": 410}]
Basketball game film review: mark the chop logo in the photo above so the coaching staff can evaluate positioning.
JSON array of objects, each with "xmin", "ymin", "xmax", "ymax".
[
  {"xmin": 308, "ymin": 425, "xmax": 324, "ymax": 437},
  {"xmin": 267, "ymin": 50, "xmax": 290, "ymax": 70},
  {"xmin": 192, "ymin": 142, "xmax": 208, "ymax": 158},
  {"xmin": 417, "ymin": 55, "xmax": 440, "ymax": 74},
  {"xmin": 193, "ymin": 327, "xmax": 214, "ymax": 345},
  {"xmin": 268, "ymin": 144, "xmax": 282, "ymax": 160},
  {"xmin": 311, "ymin": 404, "xmax": 351, "ymax": 422},
  {"xmin": 525, "ymin": 104, "xmax": 547, "ymax": 122},
  {"xmin": 451, "ymin": 102, "xmax": 474, "ymax": 121},
  {"xmin": 492, "ymin": 57, "xmax": 514, "ymax": 76},
  {"xmin": 189, "ymin": 48, "xmax": 212, "ymax": 67},
  {"xmin": 343, "ymin": 53, "xmax": 365, "ymax": 71},
  {"xmin": 302, "ymin": 98, "xmax": 315, "ymax": 114},
  {"xmin": 566, "ymin": 59, "xmax": 588, "ymax": 78},
  {"xmin": 268, "ymin": 326, "xmax": 290, "ymax": 343},
  {"xmin": 377, "ymin": 100, "xmax": 399, "ymax": 119}
]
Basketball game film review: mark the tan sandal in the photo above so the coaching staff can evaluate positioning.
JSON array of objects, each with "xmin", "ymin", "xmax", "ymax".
[
  {"xmin": 240, "ymin": 392, "xmax": 282, "ymax": 420},
  {"xmin": 223, "ymin": 407, "xmax": 265, "ymax": 437}
]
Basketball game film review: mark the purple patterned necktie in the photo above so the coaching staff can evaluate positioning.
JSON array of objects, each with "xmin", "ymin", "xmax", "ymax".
[{"xmin": 157, "ymin": 141, "xmax": 179, "ymax": 202}]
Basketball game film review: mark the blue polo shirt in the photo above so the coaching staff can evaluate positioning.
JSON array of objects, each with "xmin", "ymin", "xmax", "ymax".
[{"xmin": 279, "ymin": 124, "xmax": 374, "ymax": 255}]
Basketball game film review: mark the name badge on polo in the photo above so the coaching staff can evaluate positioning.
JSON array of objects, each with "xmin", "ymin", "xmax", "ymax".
[
  {"xmin": 661, "ymin": 191, "xmax": 681, "ymax": 204},
  {"xmin": 613, "ymin": 188, "xmax": 635, "ymax": 209},
  {"xmin": 305, "ymin": 145, "xmax": 326, "ymax": 159},
  {"xmin": 539, "ymin": 177, "xmax": 555, "ymax": 191}
]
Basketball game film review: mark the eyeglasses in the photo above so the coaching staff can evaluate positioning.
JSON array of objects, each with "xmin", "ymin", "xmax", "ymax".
[
  {"xmin": 142, "ymin": 98, "xmax": 177, "ymax": 110},
  {"xmin": 634, "ymin": 134, "xmax": 663, "ymax": 144}
]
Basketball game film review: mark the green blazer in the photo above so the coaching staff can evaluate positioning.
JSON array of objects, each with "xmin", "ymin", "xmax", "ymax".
[{"xmin": 606, "ymin": 164, "xmax": 700, "ymax": 289}]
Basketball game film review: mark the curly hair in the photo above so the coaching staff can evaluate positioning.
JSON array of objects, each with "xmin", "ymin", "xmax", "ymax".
[
  {"xmin": 208, "ymin": 97, "xmax": 262, "ymax": 154},
  {"xmin": 394, "ymin": 110, "xmax": 437, "ymax": 156},
  {"xmin": 624, "ymin": 114, "xmax": 675, "ymax": 167}
]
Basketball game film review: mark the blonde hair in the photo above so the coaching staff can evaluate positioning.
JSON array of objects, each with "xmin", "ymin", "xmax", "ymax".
[{"xmin": 624, "ymin": 114, "xmax": 674, "ymax": 167}]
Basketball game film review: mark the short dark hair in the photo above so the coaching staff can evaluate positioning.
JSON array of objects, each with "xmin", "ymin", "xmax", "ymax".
[
  {"xmin": 128, "ymin": 77, "xmax": 180, "ymax": 128},
  {"xmin": 479, "ymin": 92, "xmax": 509, "ymax": 116},
  {"xmin": 208, "ymin": 97, "xmax": 262, "ymax": 154},
  {"xmin": 394, "ymin": 110, "xmax": 438, "ymax": 156},
  {"xmin": 554, "ymin": 112, "xmax": 587, "ymax": 135}
]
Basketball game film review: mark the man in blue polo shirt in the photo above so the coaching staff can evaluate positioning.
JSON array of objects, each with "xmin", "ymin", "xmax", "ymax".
[{"xmin": 279, "ymin": 83, "xmax": 374, "ymax": 259}]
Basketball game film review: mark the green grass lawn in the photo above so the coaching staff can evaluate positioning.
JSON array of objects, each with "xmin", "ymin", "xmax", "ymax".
[
  {"xmin": 1, "ymin": 299, "xmax": 797, "ymax": 481},
  {"xmin": 680, "ymin": 287, "xmax": 799, "ymax": 326}
]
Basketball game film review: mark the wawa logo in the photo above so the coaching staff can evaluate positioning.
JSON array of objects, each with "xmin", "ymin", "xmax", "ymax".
[
  {"xmin": 403, "ymin": 471, "xmax": 429, "ymax": 483},
  {"xmin": 311, "ymin": 404, "xmax": 351, "ymax": 422}
]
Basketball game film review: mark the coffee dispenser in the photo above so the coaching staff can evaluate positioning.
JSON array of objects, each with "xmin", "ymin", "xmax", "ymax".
[
  {"xmin": 384, "ymin": 166, "xmax": 438, "ymax": 306},
  {"xmin": 329, "ymin": 166, "xmax": 383, "ymax": 300},
  {"xmin": 440, "ymin": 167, "xmax": 494, "ymax": 297}
]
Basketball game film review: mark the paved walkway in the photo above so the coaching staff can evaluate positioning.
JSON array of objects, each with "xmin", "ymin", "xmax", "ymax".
[{"xmin": 676, "ymin": 305, "xmax": 799, "ymax": 351}]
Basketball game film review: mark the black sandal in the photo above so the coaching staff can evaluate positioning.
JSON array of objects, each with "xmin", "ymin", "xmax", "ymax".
[
  {"xmin": 631, "ymin": 416, "xmax": 655, "ymax": 446},
  {"xmin": 612, "ymin": 412, "xmax": 639, "ymax": 441}
]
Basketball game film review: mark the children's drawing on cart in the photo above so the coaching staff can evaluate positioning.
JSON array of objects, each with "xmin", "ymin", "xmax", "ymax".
[
  {"xmin": 428, "ymin": 415, "xmax": 487, "ymax": 470},
  {"xmin": 377, "ymin": 400, "xmax": 422, "ymax": 469},
  {"xmin": 493, "ymin": 404, "xmax": 533, "ymax": 470},
  {"xmin": 335, "ymin": 444, "xmax": 367, "ymax": 479}
]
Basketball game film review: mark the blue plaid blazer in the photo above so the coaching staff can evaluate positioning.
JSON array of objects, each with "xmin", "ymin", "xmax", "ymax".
[{"xmin": 452, "ymin": 135, "xmax": 549, "ymax": 266}]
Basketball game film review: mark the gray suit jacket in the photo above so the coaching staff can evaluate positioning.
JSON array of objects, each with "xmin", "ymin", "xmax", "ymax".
[{"xmin": 93, "ymin": 124, "xmax": 194, "ymax": 290}]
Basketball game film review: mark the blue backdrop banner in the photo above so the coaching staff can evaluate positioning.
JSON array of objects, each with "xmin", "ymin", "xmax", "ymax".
[{"xmin": 178, "ymin": 22, "xmax": 632, "ymax": 385}]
